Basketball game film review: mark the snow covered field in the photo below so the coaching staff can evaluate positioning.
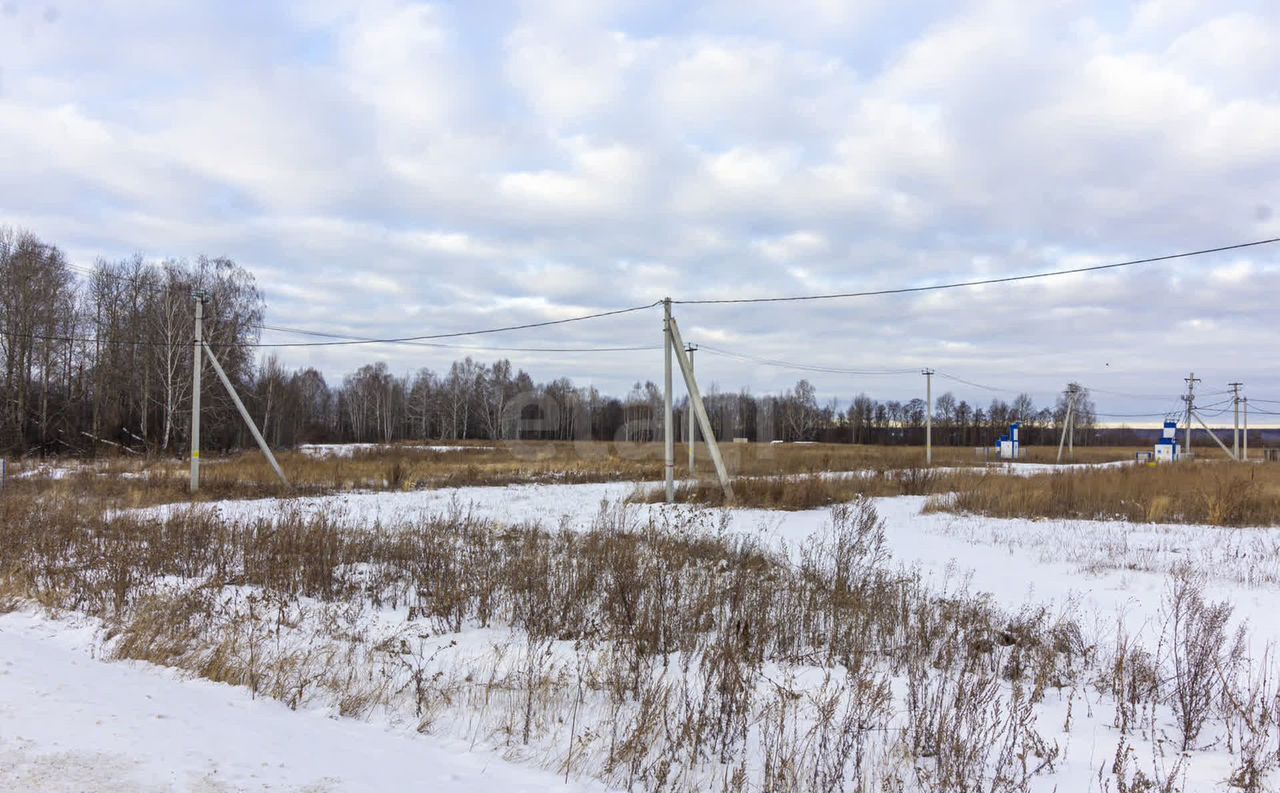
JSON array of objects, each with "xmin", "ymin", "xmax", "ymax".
[
  {"xmin": 143, "ymin": 477, "xmax": 1280, "ymax": 645},
  {"xmin": 8, "ymin": 470, "xmax": 1280, "ymax": 791}
]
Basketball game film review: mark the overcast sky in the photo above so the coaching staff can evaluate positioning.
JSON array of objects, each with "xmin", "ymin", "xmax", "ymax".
[{"xmin": 2, "ymin": 0, "xmax": 1278, "ymax": 421}]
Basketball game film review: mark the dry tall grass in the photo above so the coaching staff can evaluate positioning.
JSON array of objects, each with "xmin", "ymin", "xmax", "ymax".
[
  {"xmin": 0, "ymin": 490, "xmax": 1071, "ymax": 789},
  {"xmin": 1, "ymin": 483, "xmax": 1275, "ymax": 789},
  {"xmin": 928, "ymin": 462, "xmax": 1280, "ymax": 526},
  {"xmin": 4, "ymin": 441, "xmax": 1145, "ymax": 508},
  {"xmin": 635, "ymin": 467, "xmax": 991, "ymax": 510}
]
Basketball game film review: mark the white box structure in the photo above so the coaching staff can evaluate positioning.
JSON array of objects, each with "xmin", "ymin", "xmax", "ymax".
[
  {"xmin": 1154, "ymin": 420, "xmax": 1180, "ymax": 463},
  {"xmin": 997, "ymin": 422, "xmax": 1020, "ymax": 460}
]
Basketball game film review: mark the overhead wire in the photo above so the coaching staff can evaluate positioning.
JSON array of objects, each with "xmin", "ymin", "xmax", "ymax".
[
  {"xmin": 35, "ymin": 237, "xmax": 1280, "ymax": 405},
  {"xmin": 8, "ymin": 329, "xmax": 660, "ymax": 354},
  {"xmin": 256, "ymin": 323, "xmax": 660, "ymax": 353},
  {"xmin": 696, "ymin": 344, "xmax": 918, "ymax": 375},
  {"xmin": 239, "ymin": 302, "xmax": 662, "ymax": 347},
  {"xmin": 672, "ymin": 237, "xmax": 1280, "ymax": 305}
]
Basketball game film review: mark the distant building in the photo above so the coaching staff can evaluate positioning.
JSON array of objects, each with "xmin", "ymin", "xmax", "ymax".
[
  {"xmin": 1154, "ymin": 420, "xmax": 1180, "ymax": 463},
  {"xmin": 997, "ymin": 422, "xmax": 1020, "ymax": 460}
]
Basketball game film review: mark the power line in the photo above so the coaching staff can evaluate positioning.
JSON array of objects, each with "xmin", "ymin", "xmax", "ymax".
[
  {"xmin": 256, "ymin": 323, "xmax": 659, "ymax": 353},
  {"xmin": 241, "ymin": 302, "xmax": 661, "ymax": 347},
  {"xmin": 1085, "ymin": 386, "xmax": 1182, "ymax": 400},
  {"xmin": 15, "ymin": 303, "xmax": 662, "ymax": 350},
  {"xmin": 934, "ymin": 372, "xmax": 1047, "ymax": 396},
  {"xmin": 673, "ymin": 237, "xmax": 1280, "ymax": 305},
  {"xmin": 697, "ymin": 344, "xmax": 918, "ymax": 375},
  {"xmin": 1096, "ymin": 411, "xmax": 1182, "ymax": 419},
  {"xmin": 8, "ymin": 328, "xmax": 659, "ymax": 354}
]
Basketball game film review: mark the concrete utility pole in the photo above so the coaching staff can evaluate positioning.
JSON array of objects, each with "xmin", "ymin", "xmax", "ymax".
[
  {"xmin": 1056, "ymin": 385, "xmax": 1077, "ymax": 464},
  {"xmin": 1183, "ymin": 373, "xmax": 1200, "ymax": 458},
  {"xmin": 1229, "ymin": 382, "xmax": 1243, "ymax": 460},
  {"xmin": 1244, "ymin": 397, "xmax": 1250, "ymax": 461},
  {"xmin": 202, "ymin": 341, "xmax": 289, "ymax": 486},
  {"xmin": 1069, "ymin": 395, "xmax": 1075, "ymax": 460},
  {"xmin": 189, "ymin": 291, "xmax": 206, "ymax": 493},
  {"xmin": 663, "ymin": 298, "xmax": 674, "ymax": 503},
  {"xmin": 667, "ymin": 315, "xmax": 733, "ymax": 501},
  {"xmin": 1064, "ymin": 383, "xmax": 1075, "ymax": 457},
  {"xmin": 922, "ymin": 369, "xmax": 934, "ymax": 465},
  {"xmin": 686, "ymin": 344, "xmax": 697, "ymax": 474},
  {"xmin": 1191, "ymin": 409, "xmax": 1237, "ymax": 461}
]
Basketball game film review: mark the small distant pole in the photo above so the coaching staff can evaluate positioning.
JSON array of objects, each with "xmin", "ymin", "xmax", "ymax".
[
  {"xmin": 1182, "ymin": 373, "xmax": 1199, "ymax": 458},
  {"xmin": 189, "ymin": 291, "xmax": 206, "ymax": 493},
  {"xmin": 1056, "ymin": 385, "xmax": 1077, "ymax": 464},
  {"xmin": 922, "ymin": 369, "xmax": 935, "ymax": 465},
  {"xmin": 1243, "ymin": 397, "xmax": 1250, "ymax": 461},
  {"xmin": 1068, "ymin": 387, "xmax": 1076, "ymax": 462},
  {"xmin": 686, "ymin": 343, "xmax": 697, "ymax": 474},
  {"xmin": 1229, "ymin": 382, "xmax": 1243, "ymax": 460}
]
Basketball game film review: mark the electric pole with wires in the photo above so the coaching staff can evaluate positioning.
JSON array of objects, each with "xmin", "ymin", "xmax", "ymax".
[
  {"xmin": 1229, "ymin": 382, "xmax": 1243, "ymax": 460},
  {"xmin": 663, "ymin": 298, "xmax": 674, "ymax": 503},
  {"xmin": 922, "ymin": 369, "xmax": 934, "ymax": 465},
  {"xmin": 189, "ymin": 291, "xmax": 206, "ymax": 492},
  {"xmin": 686, "ymin": 343, "xmax": 697, "ymax": 474},
  {"xmin": 1183, "ymin": 372, "xmax": 1200, "ymax": 459},
  {"xmin": 1056, "ymin": 384, "xmax": 1079, "ymax": 464},
  {"xmin": 1244, "ymin": 396, "xmax": 1250, "ymax": 461}
]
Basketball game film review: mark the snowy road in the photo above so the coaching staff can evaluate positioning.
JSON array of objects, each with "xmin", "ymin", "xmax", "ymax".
[{"xmin": 0, "ymin": 610, "xmax": 608, "ymax": 793}]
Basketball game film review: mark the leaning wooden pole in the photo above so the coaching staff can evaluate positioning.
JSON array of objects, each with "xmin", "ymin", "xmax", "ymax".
[
  {"xmin": 202, "ymin": 341, "xmax": 290, "ymax": 486},
  {"xmin": 667, "ymin": 315, "xmax": 733, "ymax": 501}
]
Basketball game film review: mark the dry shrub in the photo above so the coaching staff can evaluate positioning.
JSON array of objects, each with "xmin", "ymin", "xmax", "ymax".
[
  {"xmin": 1162, "ymin": 564, "xmax": 1246, "ymax": 751},
  {"xmin": 3, "ymin": 482, "xmax": 1273, "ymax": 791},
  {"xmin": 1222, "ymin": 648, "xmax": 1280, "ymax": 792},
  {"xmin": 0, "ymin": 489, "xmax": 1091, "ymax": 790},
  {"xmin": 638, "ymin": 469, "xmax": 986, "ymax": 511},
  {"xmin": 10, "ymin": 441, "xmax": 1143, "ymax": 509},
  {"xmin": 930, "ymin": 462, "xmax": 1280, "ymax": 527}
]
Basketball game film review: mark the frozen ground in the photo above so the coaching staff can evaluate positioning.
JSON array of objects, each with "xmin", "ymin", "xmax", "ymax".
[{"xmin": 0, "ymin": 609, "xmax": 608, "ymax": 793}]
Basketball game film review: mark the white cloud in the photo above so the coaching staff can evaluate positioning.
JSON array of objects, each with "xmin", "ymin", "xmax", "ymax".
[{"xmin": 1, "ymin": 0, "xmax": 1278, "ymax": 404}]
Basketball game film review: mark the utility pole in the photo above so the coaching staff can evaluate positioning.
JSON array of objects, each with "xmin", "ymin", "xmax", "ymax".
[
  {"xmin": 686, "ymin": 344, "xmax": 697, "ymax": 473},
  {"xmin": 201, "ymin": 340, "xmax": 289, "ymax": 485},
  {"xmin": 1183, "ymin": 372, "xmax": 1200, "ymax": 458},
  {"xmin": 1244, "ymin": 397, "xmax": 1250, "ymax": 461},
  {"xmin": 1190, "ymin": 409, "xmax": 1238, "ymax": 460},
  {"xmin": 667, "ymin": 315, "xmax": 733, "ymax": 500},
  {"xmin": 189, "ymin": 291, "xmax": 206, "ymax": 493},
  {"xmin": 1056, "ymin": 385, "xmax": 1077, "ymax": 464},
  {"xmin": 922, "ymin": 369, "xmax": 934, "ymax": 465},
  {"xmin": 1068, "ymin": 385, "xmax": 1077, "ymax": 461},
  {"xmin": 663, "ymin": 298, "xmax": 674, "ymax": 503},
  {"xmin": 1229, "ymin": 382, "xmax": 1243, "ymax": 460}
]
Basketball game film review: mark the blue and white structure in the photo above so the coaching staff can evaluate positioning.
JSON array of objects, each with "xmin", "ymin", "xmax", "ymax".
[
  {"xmin": 997, "ymin": 422, "xmax": 1021, "ymax": 460},
  {"xmin": 1154, "ymin": 420, "xmax": 1180, "ymax": 463}
]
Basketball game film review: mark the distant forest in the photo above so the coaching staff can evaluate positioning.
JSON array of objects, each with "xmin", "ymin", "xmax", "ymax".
[{"xmin": 1, "ymin": 226, "xmax": 1156, "ymax": 457}]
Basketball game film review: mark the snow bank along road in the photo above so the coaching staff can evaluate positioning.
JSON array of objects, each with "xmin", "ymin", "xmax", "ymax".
[{"xmin": 0, "ymin": 610, "xmax": 608, "ymax": 793}]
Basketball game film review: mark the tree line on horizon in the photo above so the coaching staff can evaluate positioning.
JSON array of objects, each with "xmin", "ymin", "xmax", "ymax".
[{"xmin": 3, "ymin": 227, "xmax": 1121, "ymax": 457}]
